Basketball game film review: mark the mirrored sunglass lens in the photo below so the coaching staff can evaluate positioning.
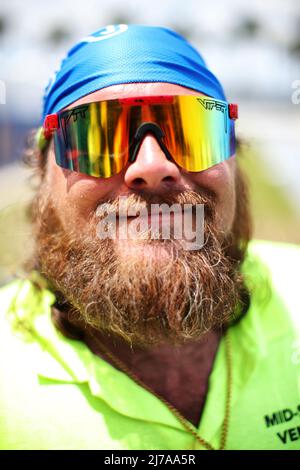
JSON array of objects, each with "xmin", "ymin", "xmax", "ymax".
[
  {"xmin": 54, "ymin": 101, "xmax": 130, "ymax": 177},
  {"xmin": 158, "ymin": 96, "xmax": 233, "ymax": 172}
]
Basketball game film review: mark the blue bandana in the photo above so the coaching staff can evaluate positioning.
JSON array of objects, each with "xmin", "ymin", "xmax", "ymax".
[{"xmin": 41, "ymin": 24, "xmax": 227, "ymax": 124}]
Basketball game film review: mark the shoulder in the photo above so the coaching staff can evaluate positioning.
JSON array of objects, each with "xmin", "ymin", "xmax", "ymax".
[
  {"xmin": 246, "ymin": 239, "xmax": 300, "ymax": 268},
  {"xmin": 0, "ymin": 273, "xmax": 55, "ymax": 313},
  {"xmin": 245, "ymin": 240, "xmax": 300, "ymax": 306},
  {"xmin": 241, "ymin": 239, "xmax": 300, "ymax": 335},
  {"xmin": 0, "ymin": 274, "xmax": 56, "ymax": 345},
  {"xmin": 0, "ymin": 278, "xmax": 24, "ymax": 313}
]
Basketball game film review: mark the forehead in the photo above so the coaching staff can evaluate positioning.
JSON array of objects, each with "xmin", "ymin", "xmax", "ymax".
[{"xmin": 64, "ymin": 82, "xmax": 206, "ymax": 109}]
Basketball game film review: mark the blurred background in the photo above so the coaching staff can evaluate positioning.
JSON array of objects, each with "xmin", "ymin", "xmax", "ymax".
[{"xmin": 0, "ymin": 0, "xmax": 300, "ymax": 284}]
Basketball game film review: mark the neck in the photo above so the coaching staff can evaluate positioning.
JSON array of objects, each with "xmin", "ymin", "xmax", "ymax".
[{"xmin": 51, "ymin": 304, "xmax": 223, "ymax": 427}]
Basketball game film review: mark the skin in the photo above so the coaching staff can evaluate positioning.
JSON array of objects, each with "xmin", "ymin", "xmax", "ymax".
[{"xmin": 44, "ymin": 82, "xmax": 237, "ymax": 427}]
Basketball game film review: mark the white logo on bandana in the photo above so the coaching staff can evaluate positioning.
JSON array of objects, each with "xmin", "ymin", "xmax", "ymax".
[{"xmin": 81, "ymin": 24, "xmax": 128, "ymax": 43}]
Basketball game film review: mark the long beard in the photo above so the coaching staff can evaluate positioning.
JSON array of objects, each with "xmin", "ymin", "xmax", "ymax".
[{"xmin": 28, "ymin": 167, "xmax": 251, "ymax": 347}]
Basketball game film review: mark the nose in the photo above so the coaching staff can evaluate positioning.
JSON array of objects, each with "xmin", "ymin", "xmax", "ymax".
[{"xmin": 124, "ymin": 132, "xmax": 182, "ymax": 190}]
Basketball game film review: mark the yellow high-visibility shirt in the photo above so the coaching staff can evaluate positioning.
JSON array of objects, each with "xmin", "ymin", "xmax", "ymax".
[{"xmin": 0, "ymin": 240, "xmax": 299, "ymax": 450}]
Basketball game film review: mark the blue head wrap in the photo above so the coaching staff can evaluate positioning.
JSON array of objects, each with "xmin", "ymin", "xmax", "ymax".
[{"xmin": 41, "ymin": 24, "xmax": 227, "ymax": 124}]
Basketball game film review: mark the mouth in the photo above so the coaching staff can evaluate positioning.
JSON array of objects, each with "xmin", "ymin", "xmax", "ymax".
[
  {"xmin": 115, "ymin": 207, "xmax": 196, "ymax": 235},
  {"xmin": 116, "ymin": 206, "xmax": 193, "ymax": 222},
  {"xmin": 116, "ymin": 205, "xmax": 194, "ymax": 217}
]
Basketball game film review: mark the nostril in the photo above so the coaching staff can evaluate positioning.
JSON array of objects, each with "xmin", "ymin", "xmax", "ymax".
[
  {"xmin": 162, "ymin": 176, "xmax": 175, "ymax": 183},
  {"xmin": 132, "ymin": 177, "xmax": 145, "ymax": 186}
]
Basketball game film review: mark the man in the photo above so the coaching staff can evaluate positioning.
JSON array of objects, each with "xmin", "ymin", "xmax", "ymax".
[{"xmin": 0, "ymin": 24, "xmax": 299, "ymax": 451}]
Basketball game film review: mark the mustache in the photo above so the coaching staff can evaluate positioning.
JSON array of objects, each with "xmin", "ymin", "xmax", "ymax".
[{"xmin": 94, "ymin": 188, "xmax": 217, "ymax": 220}]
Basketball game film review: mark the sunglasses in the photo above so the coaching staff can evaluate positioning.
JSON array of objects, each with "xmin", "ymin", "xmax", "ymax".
[{"xmin": 41, "ymin": 94, "xmax": 238, "ymax": 178}]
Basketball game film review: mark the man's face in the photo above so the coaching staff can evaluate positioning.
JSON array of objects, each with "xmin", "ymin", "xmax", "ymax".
[
  {"xmin": 32, "ymin": 82, "xmax": 250, "ymax": 347},
  {"xmin": 46, "ymin": 83, "xmax": 237, "ymax": 237}
]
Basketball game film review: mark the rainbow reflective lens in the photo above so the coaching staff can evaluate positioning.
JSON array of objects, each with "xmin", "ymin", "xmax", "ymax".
[{"xmin": 42, "ymin": 95, "xmax": 238, "ymax": 178}]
